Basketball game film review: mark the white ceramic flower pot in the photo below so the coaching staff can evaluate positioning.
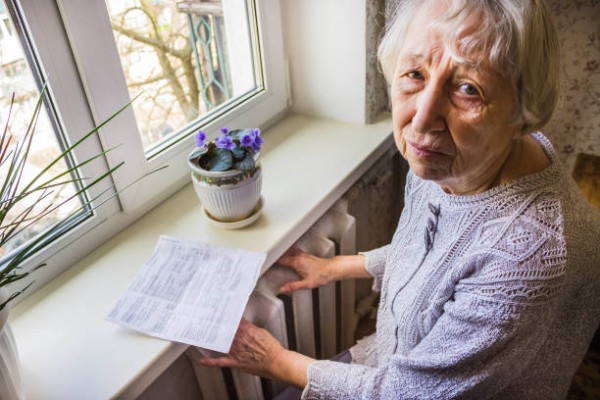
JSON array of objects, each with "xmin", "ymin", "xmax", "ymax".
[
  {"xmin": 0, "ymin": 288, "xmax": 25, "ymax": 400},
  {"xmin": 188, "ymin": 160, "xmax": 263, "ymax": 223}
]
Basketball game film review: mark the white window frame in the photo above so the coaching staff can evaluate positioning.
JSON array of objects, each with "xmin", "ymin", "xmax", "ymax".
[{"xmin": 7, "ymin": 0, "xmax": 287, "ymax": 299}]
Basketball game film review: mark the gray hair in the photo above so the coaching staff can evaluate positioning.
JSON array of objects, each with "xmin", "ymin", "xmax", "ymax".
[{"xmin": 378, "ymin": 0, "xmax": 560, "ymax": 134}]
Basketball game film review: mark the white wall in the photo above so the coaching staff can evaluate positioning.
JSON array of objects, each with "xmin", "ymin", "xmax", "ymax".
[{"xmin": 281, "ymin": 0, "xmax": 367, "ymax": 124}]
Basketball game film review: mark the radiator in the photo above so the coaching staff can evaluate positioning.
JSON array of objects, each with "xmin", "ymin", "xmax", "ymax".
[{"xmin": 186, "ymin": 201, "xmax": 357, "ymax": 400}]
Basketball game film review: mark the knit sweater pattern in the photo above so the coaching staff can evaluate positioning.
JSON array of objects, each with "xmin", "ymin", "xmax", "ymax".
[{"xmin": 302, "ymin": 133, "xmax": 600, "ymax": 399}]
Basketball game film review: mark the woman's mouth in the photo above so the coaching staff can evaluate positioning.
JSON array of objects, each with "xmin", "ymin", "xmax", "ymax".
[{"xmin": 408, "ymin": 142, "xmax": 444, "ymax": 158}]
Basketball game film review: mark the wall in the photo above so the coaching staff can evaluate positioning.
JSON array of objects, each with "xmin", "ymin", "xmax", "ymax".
[
  {"xmin": 365, "ymin": 0, "xmax": 390, "ymax": 122},
  {"xmin": 280, "ymin": 0, "xmax": 367, "ymax": 124},
  {"xmin": 280, "ymin": 0, "xmax": 388, "ymax": 124},
  {"xmin": 544, "ymin": 1, "xmax": 600, "ymax": 172}
]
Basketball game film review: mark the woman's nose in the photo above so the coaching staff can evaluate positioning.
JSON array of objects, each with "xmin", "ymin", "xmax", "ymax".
[{"xmin": 412, "ymin": 82, "xmax": 447, "ymax": 134}]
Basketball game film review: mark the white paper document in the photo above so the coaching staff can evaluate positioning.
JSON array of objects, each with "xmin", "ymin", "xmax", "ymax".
[{"xmin": 106, "ymin": 236, "xmax": 265, "ymax": 353}]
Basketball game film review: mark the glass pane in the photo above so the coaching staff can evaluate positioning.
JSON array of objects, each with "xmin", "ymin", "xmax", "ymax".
[
  {"xmin": 106, "ymin": 0, "xmax": 262, "ymax": 153},
  {"xmin": 0, "ymin": 3, "xmax": 83, "ymax": 258}
]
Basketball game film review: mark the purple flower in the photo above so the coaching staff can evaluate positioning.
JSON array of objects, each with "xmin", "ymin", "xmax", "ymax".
[
  {"xmin": 220, "ymin": 127, "xmax": 230, "ymax": 135},
  {"xmin": 251, "ymin": 128, "xmax": 260, "ymax": 137},
  {"xmin": 241, "ymin": 133, "xmax": 254, "ymax": 147},
  {"xmin": 251, "ymin": 135, "xmax": 264, "ymax": 152},
  {"xmin": 195, "ymin": 130, "xmax": 207, "ymax": 147},
  {"xmin": 215, "ymin": 135, "xmax": 235, "ymax": 150}
]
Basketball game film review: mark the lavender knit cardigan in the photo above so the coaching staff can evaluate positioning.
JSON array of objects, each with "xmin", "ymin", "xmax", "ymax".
[{"xmin": 302, "ymin": 133, "xmax": 600, "ymax": 399}]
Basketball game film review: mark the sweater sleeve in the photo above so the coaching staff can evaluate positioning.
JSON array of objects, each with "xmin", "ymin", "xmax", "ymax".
[
  {"xmin": 301, "ymin": 267, "xmax": 564, "ymax": 399},
  {"xmin": 359, "ymin": 245, "xmax": 389, "ymax": 292}
]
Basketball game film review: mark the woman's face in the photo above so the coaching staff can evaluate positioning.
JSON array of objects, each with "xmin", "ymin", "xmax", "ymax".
[{"xmin": 392, "ymin": 2, "xmax": 521, "ymax": 195}]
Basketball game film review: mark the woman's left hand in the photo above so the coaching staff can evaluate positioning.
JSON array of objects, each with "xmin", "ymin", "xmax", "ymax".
[
  {"xmin": 197, "ymin": 318, "xmax": 314, "ymax": 387},
  {"xmin": 198, "ymin": 318, "xmax": 285, "ymax": 378}
]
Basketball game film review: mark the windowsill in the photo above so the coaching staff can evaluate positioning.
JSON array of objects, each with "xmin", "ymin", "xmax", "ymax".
[{"xmin": 10, "ymin": 113, "xmax": 393, "ymax": 400}]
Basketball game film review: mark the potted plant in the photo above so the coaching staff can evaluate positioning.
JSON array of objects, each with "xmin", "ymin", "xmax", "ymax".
[
  {"xmin": 0, "ymin": 88, "xmax": 136, "ymax": 399},
  {"xmin": 188, "ymin": 127, "xmax": 263, "ymax": 226}
]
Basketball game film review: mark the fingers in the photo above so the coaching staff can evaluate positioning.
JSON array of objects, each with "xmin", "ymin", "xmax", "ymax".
[
  {"xmin": 279, "ymin": 280, "xmax": 308, "ymax": 294},
  {"xmin": 238, "ymin": 317, "xmax": 253, "ymax": 328},
  {"xmin": 198, "ymin": 356, "xmax": 239, "ymax": 369},
  {"xmin": 277, "ymin": 248, "xmax": 317, "ymax": 276},
  {"xmin": 277, "ymin": 246, "xmax": 308, "ymax": 268},
  {"xmin": 278, "ymin": 251, "xmax": 334, "ymax": 294},
  {"xmin": 197, "ymin": 318, "xmax": 285, "ymax": 379},
  {"xmin": 196, "ymin": 320, "xmax": 261, "ymax": 370},
  {"xmin": 283, "ymin": 245, "xmax": 303, "ymax": 257},
  {"xmin": 276, "ymin": 248, "xmax": 313, "ymax": 293}
]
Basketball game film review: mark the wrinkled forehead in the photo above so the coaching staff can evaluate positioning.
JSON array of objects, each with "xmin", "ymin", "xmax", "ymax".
[{"xmin": 410, "ymin": 0, "xmax": 510, "ymax": 73}]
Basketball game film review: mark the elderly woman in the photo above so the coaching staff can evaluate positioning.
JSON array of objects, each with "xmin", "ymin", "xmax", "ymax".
[{"xmin": 199, "ymin": 0, "xmax": 600, "ymax": 398}]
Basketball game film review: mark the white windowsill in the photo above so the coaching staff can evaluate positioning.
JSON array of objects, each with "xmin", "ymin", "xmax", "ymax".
[{"xmin": 10, "ymin": 113, "xmax": 393, "ymax": 400}]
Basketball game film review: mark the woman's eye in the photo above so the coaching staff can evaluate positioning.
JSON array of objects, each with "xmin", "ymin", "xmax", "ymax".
[
  {"xmin": 407, "ymin": 71, "xmax": 424, "ymax": 80},
  {"xmin": 457, "ymin": 83, "xmax": 480, "ymax": 97}
]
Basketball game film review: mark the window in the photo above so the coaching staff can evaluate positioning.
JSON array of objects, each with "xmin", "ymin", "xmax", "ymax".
[
  {"xmin": 105, "ymin": 0, "xmax": 262, "ymax": 155},
  {"xmin": 3, "ymin": 0, "xmax": 287, "ymax": 298},
  {"xmin": 0, "ymin": 4, "xmax": 85, "ymax": 259}
]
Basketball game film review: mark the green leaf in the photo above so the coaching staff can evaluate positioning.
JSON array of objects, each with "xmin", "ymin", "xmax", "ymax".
[
  {"xmin": 189, "ymin": 146, "xmax": 207, "ymax": 162},
  {"xmin": 235, "ymin": 153, "xmax": 256, "ymax": 171},
  {"xmin": 0, "ymin": 281, "xmax": 32, "ymax": 312},
  {"xmin": 207, "ymin": 148, "xmax": 233, "ymax": 171},
  {"xmin": 231, "ymin": 145, "xmax": 245, "ymax": 159},
  {"xmin": 0, "ymin": 83, "xmax": 165, "ymax": 311},
  {"xmin": 229, "ymin": 129, "xmax": 244, "ymax": 139},
  {"xmin": 20, "ymin": 84, "xmax": 111, "ymax": 195}
]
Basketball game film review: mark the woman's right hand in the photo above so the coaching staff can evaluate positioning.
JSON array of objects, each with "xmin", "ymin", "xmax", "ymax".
[{"xmin": 276, "ymin": 246, "xmax": 335, "ymax": 294}]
